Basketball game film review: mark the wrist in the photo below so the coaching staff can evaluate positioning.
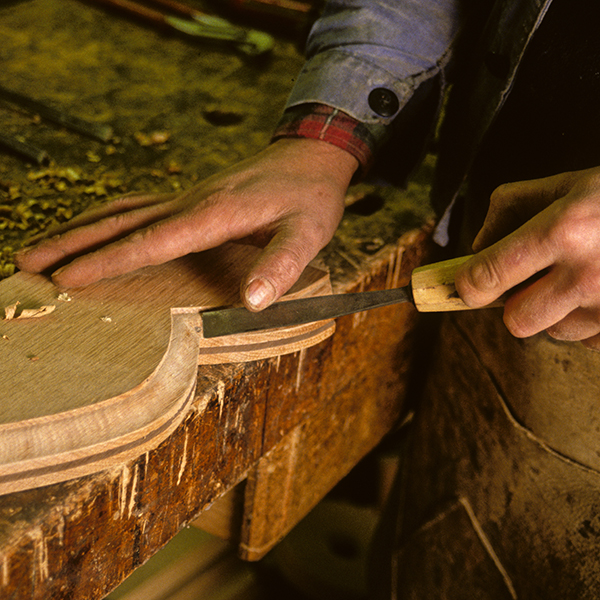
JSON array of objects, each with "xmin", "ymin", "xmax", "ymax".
[
  {"xmin": 272, "ymin": 103, "xmax": 375, "ymax": 176},
  {"xmin": 270, "ymin": 137, "xmax": 359, "ymax": 188}
]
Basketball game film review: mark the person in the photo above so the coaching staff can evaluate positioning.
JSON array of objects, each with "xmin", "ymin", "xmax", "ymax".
[
  {"xmin": 14, "ymin": 0, "xmax": 600, "ymax": 596},
  {"xmin": 13, "ymin": 0, "xmax": 600, "ymax": 351}
]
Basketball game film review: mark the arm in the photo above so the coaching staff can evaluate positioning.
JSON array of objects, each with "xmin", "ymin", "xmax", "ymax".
[
  {"xmin": 283, "ymin": 0, "xmax": 462, "ymax": 153},
  {"xmin": 16, "ymin": 0, "xmax": 462, "ymax": 309},
  {"xmin": 455, "ymin": 167, "xmax": 600, "ymax": 350},
  {"xmin": 16, "ymin": 139, "xmax": 357, "ymax": 310}
]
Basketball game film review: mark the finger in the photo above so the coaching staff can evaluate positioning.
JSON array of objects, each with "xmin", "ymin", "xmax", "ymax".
[
  {"xmin": 473, "ymin": 172, "xmax": 576, "ymax": 251},
  {"xmin": 241, "ymin": 219, "xmax": 337, "ymax": 311},
  {"xmin": 582, "ymin": 333, "xmax": 600, "ymax": 352},
  {"xmin": 456, "ymin": 226, "xmax": 553, "ymax": 310},
  {"xmin": 21, "ymin": 192, "xmax": 178, "ymax": 246},
  {"xmin": 15, "ymin": 199, "xmax": 179, "ymax": 274},
  {"xmin": 48, "ymin": 199, "xmax": 259, "ymax": 287},
  {"xmin": 502, "ymin": 267, "xmax": 584, "ymax": 338},
  {"xmin": 545, "ymin": 306, "xmax": 600, "ymax": 342}
]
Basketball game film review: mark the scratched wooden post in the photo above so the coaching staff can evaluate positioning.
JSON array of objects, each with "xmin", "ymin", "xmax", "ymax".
[{"xmin": 238, "ymin": 228, "xmax": 433, "ymax": 561}]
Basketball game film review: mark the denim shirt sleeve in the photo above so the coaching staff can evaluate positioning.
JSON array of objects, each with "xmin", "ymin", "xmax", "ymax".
[{"xmin": 286, "ymin": 0, "xmax": 462, "ymax": 130}]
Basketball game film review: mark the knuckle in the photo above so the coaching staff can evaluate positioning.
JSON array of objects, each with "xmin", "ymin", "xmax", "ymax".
[
  {"xmin": 455, "ymin": 257, "xmax": 506, "ymax": 307},
  {"xmin": 127, "ymin": 229, "xmax": 147, "ymax": 244},
  {"xmin": 110, "ymin": 195, "xmax": 135, "ymax": 209},
  {"xmin": 569, "ymin": 269, "xmax": 600, "ymax": 304},
  {"xmin": 274, "ymin": 246, "xmax": 307, "ymax": 279},
  {"xmin": 468, "ymin": 257, "xmax": 504, "ymax": 292},
  {"xmin": 490, "ymin": 182, "xmax": 514, "ymax": 203},
  {"xmin": 105, "ymin": 210, "xmax": 134, "ymax": 231},
  {"xmin": 120, "ymin": 228, "xmax": 156, "ymax": 264},
  {"xmin": 548, "ymin": 201, "xmax": 597, "ymax": 255},
  {"xmin": 296, "ymin": 212, "xmax": 338, "ymax": 246},
  {"xmin": 257, "ymin": 244, "xmax": 314, "ymax": 297}
]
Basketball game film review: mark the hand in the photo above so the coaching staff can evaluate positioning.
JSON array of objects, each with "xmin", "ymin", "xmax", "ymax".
[
  {"xmin": 454, "ymin": 167, "xmax": 600, "ymax": 350},
  {"xmin": 15, "ymin": 138, "xmax": 358, "ymax": 310}
]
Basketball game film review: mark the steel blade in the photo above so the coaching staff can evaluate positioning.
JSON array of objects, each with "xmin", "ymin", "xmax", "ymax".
[{"xmin": 201, "ymin": 285, "xmax": 413, "ymax": 338}]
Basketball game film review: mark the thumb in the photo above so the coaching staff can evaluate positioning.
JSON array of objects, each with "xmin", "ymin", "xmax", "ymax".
[{"xmin": 241, "ymin": 225, "xmax": 331, "ymax": 311}]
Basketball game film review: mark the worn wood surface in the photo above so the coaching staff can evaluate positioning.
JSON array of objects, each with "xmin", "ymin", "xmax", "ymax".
[
  {"xmin": 239, "ymin": 234, "xmax": 432, "ymax": 561},
  {"xmin": 0, "ymin": 226, "xmax": 433, "ymax": 599},
  {"xmin": 0, "ymin": 1, "xmax": 436, "ymax": 598}
]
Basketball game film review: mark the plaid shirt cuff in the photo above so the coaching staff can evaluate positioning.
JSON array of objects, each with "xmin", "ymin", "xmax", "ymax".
[{"xmin": 271, "ymin": 104, "xmax": 380, "ymax": 174}]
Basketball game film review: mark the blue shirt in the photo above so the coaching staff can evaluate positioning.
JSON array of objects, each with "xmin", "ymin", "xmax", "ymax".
[{"xmin": 286, "ymin": 0, "xmax": 462, "ymax": 133}]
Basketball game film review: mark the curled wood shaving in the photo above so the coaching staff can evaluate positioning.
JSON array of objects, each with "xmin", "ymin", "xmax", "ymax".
[
  {"xmin": 18, "ymin": 305, "xmax": 56, "ymax": 319},
  {"xmin": 4, "ymin": 301, "xmax": 19, "ymax": 320},
  {"xmin": 3, "ymin": 301, "xmax": 56, "ymax": 320}
]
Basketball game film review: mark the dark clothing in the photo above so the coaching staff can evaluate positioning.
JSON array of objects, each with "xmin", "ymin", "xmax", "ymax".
[{"xmin": 470, "ymin": 0, "xmax": 600, "ymax": 201}]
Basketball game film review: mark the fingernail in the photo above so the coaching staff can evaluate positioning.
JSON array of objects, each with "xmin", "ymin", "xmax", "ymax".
[
  {"xmin": 52, "ymin": 266, "xmax": 65, "ymax": 278},
  {"xmin": 245, "ymin": 278, "xmax": 276, "ymax": 311}
]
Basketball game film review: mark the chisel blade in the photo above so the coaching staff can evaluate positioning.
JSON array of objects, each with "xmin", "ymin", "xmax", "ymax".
[{"xmin": 200, "ymin": 285, "xmax": 413, "ymax": 338}]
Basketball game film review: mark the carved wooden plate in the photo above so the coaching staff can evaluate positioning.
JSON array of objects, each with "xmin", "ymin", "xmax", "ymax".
[{"xmin": 0, "ymin": 243, "xmax": 334, "ymax": 495}]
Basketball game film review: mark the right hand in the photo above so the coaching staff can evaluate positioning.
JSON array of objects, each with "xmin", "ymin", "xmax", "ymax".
[
  {"xmin": 14, "ymin": 138, "xmax": 358, "ymax": 311},
  {"xmin": 455, "ymin": 167, "xmax": 600, "ymax": 350}
]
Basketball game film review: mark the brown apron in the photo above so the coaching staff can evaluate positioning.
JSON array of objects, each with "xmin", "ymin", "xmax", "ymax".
[{"xmin": 389, "ymin": 0, "xmax": 600, "ymax": 597}]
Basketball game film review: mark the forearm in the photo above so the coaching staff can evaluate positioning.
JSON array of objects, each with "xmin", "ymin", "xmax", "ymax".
[
  {"xmin": 273, "ymin": 0, "xmax": 462, "ymax": 172},
  {"xmin": 290, "ymin": 0, "xmax": 461, "ymax": 121}
]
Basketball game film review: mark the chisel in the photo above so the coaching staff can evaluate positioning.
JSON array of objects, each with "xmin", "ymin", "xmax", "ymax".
[
  {"xmin": 201, "ymin": 255, "xmax": 502, "ymax": 338},
  {"xmin": 87, "ymin": 0, "xmax": 274, "ymax": 55}
]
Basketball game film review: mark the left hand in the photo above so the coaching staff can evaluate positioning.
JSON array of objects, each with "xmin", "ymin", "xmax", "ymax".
[
  {"xmin": 14, "ymin": 139, "xmax": 358, "ymax": 311},
  {"xmin": 454, "ymin": 167, "xmax": 600, "ymax": 350}
]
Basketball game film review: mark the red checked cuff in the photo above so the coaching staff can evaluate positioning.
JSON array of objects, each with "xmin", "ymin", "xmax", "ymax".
[{"xmin": 271, "ymin": 104, "xmax": 377, "ymax": 174}]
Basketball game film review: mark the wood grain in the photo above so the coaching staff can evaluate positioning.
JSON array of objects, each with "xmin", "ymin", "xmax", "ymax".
[{"xmin": 0, "ymin": 243, "xmax": 334, "ymax": 496}]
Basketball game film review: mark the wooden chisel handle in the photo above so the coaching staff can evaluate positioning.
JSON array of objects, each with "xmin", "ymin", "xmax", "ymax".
[
  {"xmin": 88, "ymin": 0, "xmax": 169, "ymax": 27},
  {"xmin": 411, "ymin": 255, "xmax": 504, "ymax": 312}
]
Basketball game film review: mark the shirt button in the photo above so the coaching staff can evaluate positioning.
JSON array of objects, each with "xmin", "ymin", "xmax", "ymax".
[{"xmin": 368, "ymin": 88, "xmax": 400, "ymax": 117}]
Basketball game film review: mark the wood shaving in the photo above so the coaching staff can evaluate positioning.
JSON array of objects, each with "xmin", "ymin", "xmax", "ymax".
[
  {"xmin": 18, "ymin": 305, "xmax": 56, "ymax": 319},
  {"xmin": 100, "ymin": 316, "xmax": 112, "ymax": 323},
  {"xmin": 3, "ymin": 302, "xmax": 56, "ymax": 320},
  {"xmin": 86, "ymin": 151, "xmax": 101, "ymax": 163},
  {"xmin": 134, "ymin": 131, "xmax": 170, "ymax": 146},
  {"xmin": 57, "ymin": 292, "xmax": 72, "ymax": 302},
  {"xmin": 4, "ymin": 301, "xmax": 19, "ymax": 320}
]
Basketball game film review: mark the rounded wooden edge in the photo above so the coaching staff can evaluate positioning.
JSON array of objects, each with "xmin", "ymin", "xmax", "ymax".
[
  {"xmin": 197, "ymin": 320, "xmax": 336, "ymax": 365},
  {"xmin": 0, "ymin": 313, "xmax": 201, "ymax": 496}
]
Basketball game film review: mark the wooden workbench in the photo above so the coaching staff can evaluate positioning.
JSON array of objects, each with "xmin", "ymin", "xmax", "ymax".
[{"xmin": 0, "ymin": 1, "xmax": 435, "ymax": 598}]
